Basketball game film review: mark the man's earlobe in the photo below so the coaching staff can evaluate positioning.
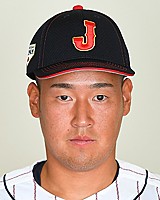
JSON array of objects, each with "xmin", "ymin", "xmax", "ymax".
[
  {"xmin": 27, "ymin": 82, "xmax": 40, "ymax": 118},
  {"xmin": 122, "ymin": 78, "xmax": 133, "ymax": 116}
]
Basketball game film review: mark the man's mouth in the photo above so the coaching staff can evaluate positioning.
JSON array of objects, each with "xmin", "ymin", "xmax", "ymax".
[{"xmin": 69, "ymin": 136, "xmax": 96, "ymax": 146}]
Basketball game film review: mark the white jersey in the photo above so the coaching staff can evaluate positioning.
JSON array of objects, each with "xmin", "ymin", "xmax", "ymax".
[{"xmin": 0, "ymin": 160, "xmax": 160, "ymax": 200}]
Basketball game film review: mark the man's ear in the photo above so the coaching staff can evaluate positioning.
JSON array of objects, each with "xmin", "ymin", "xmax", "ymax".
[
  {"xmin": 27, "ymin": 82, "xmax": 40, "ymax": 118},
  {"xmin": 122, "ymin": 78, "xmax": 133, "ymax": 116}
]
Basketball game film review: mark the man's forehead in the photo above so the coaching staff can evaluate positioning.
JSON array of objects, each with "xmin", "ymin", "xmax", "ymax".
[{"xmin": 37, "ymin": 71, "xmax": 124, "ymax": 90}]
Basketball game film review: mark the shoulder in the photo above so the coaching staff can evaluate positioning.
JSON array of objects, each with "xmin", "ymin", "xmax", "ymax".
[
  {"xmin": 0, "ymin": 160, "xmax": 54, "ymax": 200},
  {"xmin": 118, "ymin": 160, "xmax": 160, "ymax": 187},
  {"xmin": 0, "ymin": 161, "xmax": 38, "ymax": 199},
  {"xmin": 0, "ymin": 164, "xmax": 34, "ymax": 189}
]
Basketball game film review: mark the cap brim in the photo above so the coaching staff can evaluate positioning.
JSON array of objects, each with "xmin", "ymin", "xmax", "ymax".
[{"xmin": 34, "ymin": 60, "xmax": 135, "ymax": 80}]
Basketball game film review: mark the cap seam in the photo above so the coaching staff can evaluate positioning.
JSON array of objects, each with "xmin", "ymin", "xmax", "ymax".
[
  {"xmin": 41, "ymin": 13, "xmax": 66, "ymax": 68},
  {"xmin": 38, "ymin": 21, "xmax": 50, "ymax": 69},
  {"xmin": 107, "ymin": 18, "xmax": 127, "ymax": 66}
]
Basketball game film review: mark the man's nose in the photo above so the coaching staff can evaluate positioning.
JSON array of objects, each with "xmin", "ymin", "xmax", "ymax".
[{"xmin": 71, "ymin": 99, "xmax": 94, "ymax": 128}]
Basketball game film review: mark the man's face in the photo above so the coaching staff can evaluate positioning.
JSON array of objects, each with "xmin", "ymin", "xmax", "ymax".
[{"xmin": 28, "ymin": 71, "xmax": 132, "ymax": 172}]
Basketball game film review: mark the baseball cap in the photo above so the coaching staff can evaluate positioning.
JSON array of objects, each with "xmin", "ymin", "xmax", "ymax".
[{"xmin": 26, "ymin": 5, "xmax": 135, "ymax": 80}]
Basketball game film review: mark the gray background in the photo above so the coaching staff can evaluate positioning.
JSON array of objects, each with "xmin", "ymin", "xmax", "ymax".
[{"xmin": 0, "ymin": 0, "xmax": 160, "ymax": 176}]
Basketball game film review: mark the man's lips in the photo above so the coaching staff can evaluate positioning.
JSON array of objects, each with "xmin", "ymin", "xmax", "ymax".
[{"xmin": 69, "ymin": 136, "xmax": 96, "ymax": 146}]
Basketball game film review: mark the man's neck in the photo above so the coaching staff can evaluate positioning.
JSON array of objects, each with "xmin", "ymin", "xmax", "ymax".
[{"xmin": 40, "ymin": 156, "xmax": 118, "ymax": 200}]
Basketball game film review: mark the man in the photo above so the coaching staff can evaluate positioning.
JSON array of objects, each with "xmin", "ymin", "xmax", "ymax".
[{"xmin": 0, "ymin": 5, "xmax": 160, "ymax": 200}]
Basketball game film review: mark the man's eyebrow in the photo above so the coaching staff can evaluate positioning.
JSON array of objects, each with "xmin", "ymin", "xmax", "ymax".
[
  {"xmin": 50, "ymin": 83, "xmax": 74, "ymax": 89},
  {"xmin": 50, "ymin": 82, "xmax": 113, "ymax": 89},
  {"xmin": 89, "ymin": 83, "xmax": 113, "ymax": 89}
]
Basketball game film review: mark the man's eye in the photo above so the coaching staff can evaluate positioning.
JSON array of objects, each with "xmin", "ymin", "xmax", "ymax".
[
  {"xmin": 57, "ymin": 95, "xmax": 72, "ymax": 101},
  {"xmin": 93, "ymin": 95, "xmax": 107, "ymax": 101}
]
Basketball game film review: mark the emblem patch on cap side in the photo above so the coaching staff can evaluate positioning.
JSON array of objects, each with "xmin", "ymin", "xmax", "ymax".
[
  {"xmin": 72, "ymin": 20, "xmax": 96, "ymax": 51},
  {"xmin": 26, "ymin": 44, "xmax": 36, "ymax": 66}
]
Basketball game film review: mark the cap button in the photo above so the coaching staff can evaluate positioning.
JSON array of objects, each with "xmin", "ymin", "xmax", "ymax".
[{"xmin": 73, "ymin": 5, "xmax": 83, "ymax": 10}]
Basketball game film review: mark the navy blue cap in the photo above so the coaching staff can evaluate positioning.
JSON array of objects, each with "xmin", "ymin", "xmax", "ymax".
[{"xmin": 26, "ymin": 5, "xmax": 135, "ymax": 80}]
